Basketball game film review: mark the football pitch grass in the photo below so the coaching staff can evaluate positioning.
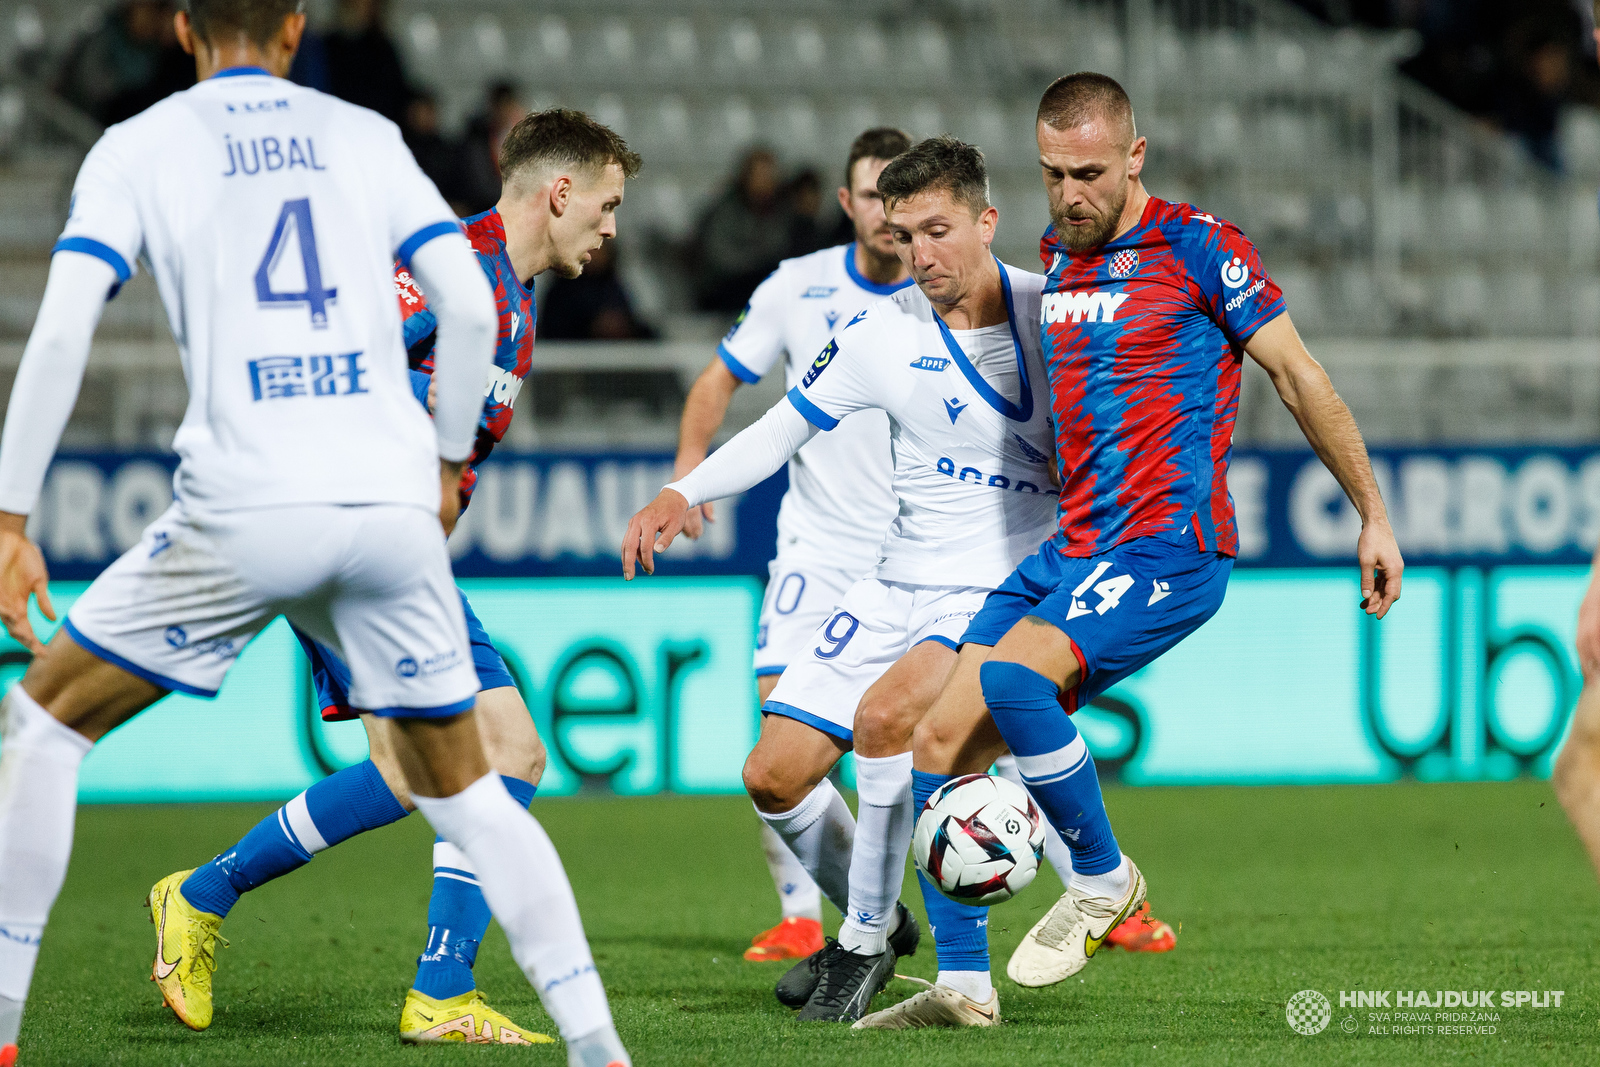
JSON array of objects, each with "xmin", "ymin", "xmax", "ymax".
[{"xmin": 23, "ymin": 781, "xmax": 1599, "ymax": 1066}]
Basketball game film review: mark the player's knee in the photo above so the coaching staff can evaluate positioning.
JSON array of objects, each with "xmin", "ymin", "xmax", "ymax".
[
  {"xmin": 854, "ymin": 690, "xmax": 918, "ymax": 751},
  {"xmin": 912, "ymin": 714, "xmax": 958, "ymax": 769},
  {"xmin": 742, "ymin": 749, "xmax": 801, "ymax": 813},
  {"xmin": 524, "ymin": 732, "xmax": 548, "ymax": 787}
]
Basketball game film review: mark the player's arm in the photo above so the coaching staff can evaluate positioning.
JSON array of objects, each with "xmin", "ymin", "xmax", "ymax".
[
  {"xmin": 674, "ymin": 359, "xmax": 744, "ymax": 538},
  {"xmin": 404, "ymin": 232, "xmax": 497, "ymax": 536},
  {"xmin": 624, "ymin": 399, "xmax": 818, "ymax": 579},
  {"xmin": 1245, "ymin": 312, "xmax": 1402, "ymax": 619},
  {"xmin": 0, "ymin": 252, "xmax": 120, "ymax": 651}
]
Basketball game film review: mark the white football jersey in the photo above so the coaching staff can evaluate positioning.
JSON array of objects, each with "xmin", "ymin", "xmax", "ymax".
[
  {"xmin": 54, "ymin": 68, "xmax": 459, "ymax": 513},
  {"xmin": 718, "ymin": 244, "xmax": 910, "ymax": 572},
  {"xmin": 788, "ymin": 262, "xmax": 1057, "ymax": 588}
]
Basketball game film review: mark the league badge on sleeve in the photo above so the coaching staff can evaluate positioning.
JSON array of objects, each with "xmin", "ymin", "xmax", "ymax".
[
  {"xmin": 802, "ymin": 339, "xmax": 839, "ymax": 387},
  {"xmin": 1109, "ymin": 249, "xmax": 1139, "ymax": 279}
]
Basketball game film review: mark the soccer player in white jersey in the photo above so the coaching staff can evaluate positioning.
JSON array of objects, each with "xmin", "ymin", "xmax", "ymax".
[
  {"xmin": 0, "ymin": 4, "xmax": 628, "ymax": 1066},
  {"xmin": 673, "ymin": 128, "xmax": 913, "ymax": 962},
  {"xmin": 626, "ymin": 137, "xmax": 1053, "ymax": 1023}
]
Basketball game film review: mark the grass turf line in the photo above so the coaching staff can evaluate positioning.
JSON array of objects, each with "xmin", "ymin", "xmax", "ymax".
[{"xmin": 20, "ymin": 781, "xmax": 1599, "ymax": 1065}]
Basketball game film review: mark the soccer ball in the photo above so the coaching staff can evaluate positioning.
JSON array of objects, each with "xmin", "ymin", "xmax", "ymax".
[{"xmin": 913, "ymin": 773, "xmax": 1046, "ymax": 906}]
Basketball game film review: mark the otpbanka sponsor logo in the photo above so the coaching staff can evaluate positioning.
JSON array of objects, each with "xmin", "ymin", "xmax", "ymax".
[{"xmin": 1286, "ymin": 988, "xmax": 1564, "ymax": 1037}]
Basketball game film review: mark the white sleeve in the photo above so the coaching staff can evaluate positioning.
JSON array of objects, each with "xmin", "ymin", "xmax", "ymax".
[
  {"xmin": 665, "ymin": 399, "xmax": 818, "ymax": 507},
  {"xmin": 405, "ymin": 232, "xmax": 496, "ymax": 462},
  {"xmin": 715, "ymin": 267, "xmax": 788, "ymax": 383},
  {"xmin": 381, "ymin": 121, "xmax": 461, "ymax": 268},
  {"xmin": 0, "ymin": 252, "xmax": 117, "ymax": 513},
  {"xmin": 787, "ymin": 310, "xmax": 884, "ymax": 430},
  {"xmin": 54, "ymin": 130, "xmax": 141, "ymax": 294}
]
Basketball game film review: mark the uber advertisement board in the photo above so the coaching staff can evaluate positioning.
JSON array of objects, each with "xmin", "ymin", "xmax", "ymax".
[{"xmin": 3, "ymin": 447, "xmax": 1593, "ymax": 800}]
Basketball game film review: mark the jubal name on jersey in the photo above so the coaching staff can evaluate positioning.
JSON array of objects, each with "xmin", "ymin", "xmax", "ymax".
[{"xmin": 221, "ymin": 134, "xmax": 327, "ymax": 177}]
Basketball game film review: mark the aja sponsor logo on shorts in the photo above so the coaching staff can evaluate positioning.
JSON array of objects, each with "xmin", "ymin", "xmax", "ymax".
[
  {"xmin": 802, "ymin": 339, "xmax": 839, "ymax": 387},
  {"xmin": 1042, "ymin": 291, "xmax": 1131, "ymax": 325},
  {"xmin": 395, "ymin": 649, "xmax": 463, "ymax": 679}
]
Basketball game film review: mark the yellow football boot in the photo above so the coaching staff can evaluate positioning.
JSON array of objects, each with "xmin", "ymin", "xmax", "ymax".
[
  {"xmin": 400, "ymin": 988, "xmax": 555, "ymax": 1045},
  {"xmin": 146, "ymin": 870, "xmax": 226, "ymax": 1030}
]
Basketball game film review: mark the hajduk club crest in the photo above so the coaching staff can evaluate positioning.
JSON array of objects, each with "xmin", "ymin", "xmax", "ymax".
[{"xmin": 1109, "ymin": 249, "xmax": 1139, "ymax": 279}]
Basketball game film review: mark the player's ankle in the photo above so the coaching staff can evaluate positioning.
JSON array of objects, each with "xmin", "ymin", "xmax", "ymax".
[
  {"xmin": 566, "ymin": 1024, "xmax": 630, "ymax": 1067},
  {"xmin": 837, "ymin": 921, "xmax": 887, "ymax": 956},
  {"xmin": 936, "ymin": 970, "xmax": 993, "ymax": 1001},
  {"xmin": 1070, "ymin": 853, "xmax": 1132, "ymax": 900}
]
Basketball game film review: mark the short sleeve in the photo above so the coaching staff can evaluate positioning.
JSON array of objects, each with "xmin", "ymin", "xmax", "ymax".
[
  {"xmin": 716, "ymin": 267, "xmax": 788, "ymax": 383},
  {"xmin": 54, "ymin": 132, "xmax": 143, "ymax": 297},
  {"xmin": 787, "ymin": 309, "xmax": 882, "ymax": 431},
  {"xmin": 381, "ymin": 123, "xmax": 460, "ymax": 268},
  {"xmin": 1187, "ymin": 215, "xmax": 1285, "ymax": 345}
]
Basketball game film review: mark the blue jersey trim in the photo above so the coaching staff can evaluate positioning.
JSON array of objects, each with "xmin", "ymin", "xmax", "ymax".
[
  {"xmin": 363, "ymin": 695, "xmax": 478, "ymax": 719},
  {"xmin": 433, "ymin": 865, "xmax": 479, "ymax": 881},
  {"xmin": 843, "ymin": 244, "xmax": 913, "ymax": 297},
  {"xmin": 915, "ymin": 634, "xmax": 959, "ymax": 652},
  {"xmin": 717, "ymin": 343, "xmax": 762, "ymax": 384},
  {"xmin": 211, "ymin": 66, "xmax": 273, "ymax": 79},
  {"xmin": 61, "ymin": 618, "xmax": 219, "ymax": 698},
  {"xmin": 397, "ymin": 220, "xmax": 462, "ymax": 268},
  {"xmin": 937, "ymin": 257, "xmax": 1033, "ymax": 423},
  {"xmin": 53, "ymin": 236, "xmax": 132, "ymax": 297},
  {"xmin": 786, "ymin": 387, "xmax": 840, "ymax": 431},
  {"xmin": 754, "ymin": 664, "xmax": 788, "ymax": 677},
  {"xmin": 762, "ymin": 699, "xmax": 853, "ymax": 742}
]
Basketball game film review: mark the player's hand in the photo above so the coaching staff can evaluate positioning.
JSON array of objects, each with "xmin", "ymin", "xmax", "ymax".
[
  {"xmin": 622, "ymin": 489, "xmax": 690, "ymax": 579},
  {"xmin": 1357, "ymin": 516, "xmax": 1402, "ymax": 620},
  {"xmin": 439, "ymin": 461, "xmax": 465, "ymax": 537},
  {"xmin": 681, "ymin": 500, "xmax": 716, "ymax": 541},
  {"xmin": 427, "ymin": 378, "xmax": 438, "ymax": 416},
  {"xmin": 1577, "ymin": 577, "xmax": 1600, "ymax": 680},
  {"xmin": 0, "ymin": 511, "xmax": 54, "ymax": 655}
]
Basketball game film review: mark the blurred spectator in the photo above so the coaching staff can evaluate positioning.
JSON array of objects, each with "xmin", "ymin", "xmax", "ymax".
[
  {"xmin": 288, "ymin": 25, "xmax": 331, "ymax": 94},
  {"xmin": 456, "ymin": 82, "xmax": 528, "ymax": 216},
  {"xmin": 57, "ymin": 2, "xmax": 193, "ymax": 126},
  {"xmin": 784, "ymin": 168, "xmax": 831, "ymax": 259},
  {"xmin": 404, "ymin": 90, "xmax": 464, "ymax": 209},
  {"xmin": 1497, "ymin": 8, "xmax": 1582, "ymax": 171},
  {"xmin": 539, "ymin": 242, "xmax": 659, "ymax": 341},
  {"xmin": 325, "ymin": 0, "xmax": 409, "ymax": 126},
  {"xmin": 691, "ymin": 148, "xmax": 793, "ymax": 313}
]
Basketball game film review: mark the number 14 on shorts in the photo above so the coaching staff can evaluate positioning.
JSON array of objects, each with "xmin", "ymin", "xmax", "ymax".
[{"xmin": 1065, "ymin": 561, "xmax": 1168, "ymax": 619}]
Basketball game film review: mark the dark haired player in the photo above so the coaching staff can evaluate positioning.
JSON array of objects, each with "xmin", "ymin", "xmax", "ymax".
[
  {"xmin": 871, "ymin": 72, "xmax": 1402, "ymax": 1027},
  {"xmin": 672, "ymin": 128, "xmax": 915, "ymax": 962},
  {"xmin": 151, "ymin": 106, "xmax": 639, "ymax": 1047}
]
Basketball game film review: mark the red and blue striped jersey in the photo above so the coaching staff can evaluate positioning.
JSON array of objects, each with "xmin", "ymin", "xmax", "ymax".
[
  {"xmin": 1040, "ymin": 196, "xmax": 1284, "ymax": 558},
  {"xmin": 392, "ymin": 208, "xmax": 533, "ymax": 507}
]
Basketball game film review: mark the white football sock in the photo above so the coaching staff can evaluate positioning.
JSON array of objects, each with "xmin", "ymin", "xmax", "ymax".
[
  {"xmin": 1070, "ymin": 853, "xmax": 1132, "ymax": 900},
  {"xmin": 0, "ymin": 687, "xmax": 92, "ymax": 1042},
  {"xmin": 937, "ymin": 970, "xmax": 994, "ymax": 1001},
  {"xmin": 838, "ymin": 751, "xmax": 913, "ymax": 955},
  {"xmin": 754, "ymin": 779, "xmax": 854, "ymax": 916},
  {"xmin": 412, "ymin": 774, "xmax": 619, "ymax": 1049},
  {"xmin": 759, "ymin": 820, "xmax": 822, "ymax": 921},
  {"xmin": 994, "ymin": 754, "xmax": 1075, "ymax": 885}
]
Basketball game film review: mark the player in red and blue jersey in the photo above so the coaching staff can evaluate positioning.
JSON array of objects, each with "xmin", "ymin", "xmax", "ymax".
[
  {"xmin": 873, "ymin": 74, "xmax": 1405, "ymax": 1025},
  {"xmin": 158, "ymin": 110, "xmax": 639, "ymax": 1050}
]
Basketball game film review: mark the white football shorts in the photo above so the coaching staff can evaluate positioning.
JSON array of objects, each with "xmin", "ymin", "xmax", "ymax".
[
  {"xmin": 63, "ymin": 501, "xmax": 479, "ymax": 716},
  {"xmin": 752, "ymin": 552, "xmax": 864, "ymax": 678},
  {"xmin": 761, "ymin": 578, "xmax": 990, "ymax": 742}
]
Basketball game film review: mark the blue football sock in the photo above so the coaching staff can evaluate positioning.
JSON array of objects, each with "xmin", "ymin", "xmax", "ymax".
[
  {"xmin": 911, "ymin": 770, "xmax": 990, "ymax": 974},
  {"xmin": 181, "ymin": 759, "xmax": 410, "ymax": 916},
  {"xmin": 411, "ymin": 775, "xmax": 537, "ymax": 1000},
  {"xmin": 980, "ymin": 660, "xmax": 1121, "ymax": 875}
]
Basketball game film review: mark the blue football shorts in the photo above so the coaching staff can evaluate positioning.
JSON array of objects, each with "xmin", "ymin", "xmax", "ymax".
[
  {"xmin": 295, "ymin": 589, "xmax": 516, "ymax": 721},
  {"xmin": 961, "ymin": 533, "xmax": 1233, "ymax": 711}
]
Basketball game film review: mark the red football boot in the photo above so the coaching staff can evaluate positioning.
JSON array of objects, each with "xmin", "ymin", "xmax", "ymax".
[
  {"xmin": 743, "ymin": 917, "xmax": 824, "ymax": 962},
  {"xmin": 1105, "ymin": 901, "xmax": 1177, "ymax": 952}
]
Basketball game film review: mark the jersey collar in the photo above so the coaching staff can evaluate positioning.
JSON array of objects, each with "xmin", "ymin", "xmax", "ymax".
[
  {"xmin": 211, "ymin": 66, "xmax": 273, "ymax": 79},
  {"xmin": 843, "ymin": 244, "xmax": 913, "ymax": 297},
  {"xmin": 463, "ymin": 207, "xmax": 535, "ymax": 297},
  {"xmin": 934, "ymin": 257, "xmax": 1033, "ymax": 423}
]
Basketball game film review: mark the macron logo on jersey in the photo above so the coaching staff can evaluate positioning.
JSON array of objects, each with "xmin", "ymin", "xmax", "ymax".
[{"xmin": 1042, "ymin": 291, "xmax": 1131, "ymax": 325}]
